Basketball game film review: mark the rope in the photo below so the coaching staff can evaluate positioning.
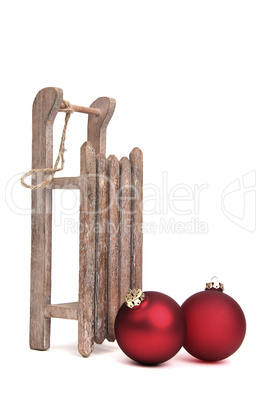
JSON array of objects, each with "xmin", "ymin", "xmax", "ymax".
[{"xmin": 20, "ymin": 100, "xmax": 74, "ymax": 190}]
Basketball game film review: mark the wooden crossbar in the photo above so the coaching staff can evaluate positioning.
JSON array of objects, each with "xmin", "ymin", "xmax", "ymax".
[
  {"xmin": 45, "ymin": 303, "xmax": 79, "ymax": 320},
  {"xmin": 60, "ymin": 101, "xmax": 100, "ymax": 116},
  {"xmin": 46, "ymin": 176, "xmax": 81, "ymax": 189}
]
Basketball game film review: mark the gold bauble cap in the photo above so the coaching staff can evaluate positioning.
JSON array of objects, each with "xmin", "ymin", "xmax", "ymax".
[
  {"xmin": 125, "ymin": 288, "xmax": 145, "ymax": 308},
  {"xmin": 205, "ymin": 276, "xmax": 224, "ymax": 292}
]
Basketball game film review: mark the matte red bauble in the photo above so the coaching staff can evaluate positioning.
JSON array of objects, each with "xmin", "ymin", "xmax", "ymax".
[
  {"xmin": 115, "ymin": 289, "xmax": 186, "ymax": 365},
  {"xmin": 182, "ymin": 278, "xmax": 246, "ymax": 362}
]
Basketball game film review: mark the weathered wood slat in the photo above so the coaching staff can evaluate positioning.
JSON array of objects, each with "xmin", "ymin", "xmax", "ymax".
[
  {"xmin": 119, "ymin": 157, "xmax": 132, "ymax": 305},
  {"xmin": 129, "ymin": 148, "xmax": 143, "ymax": 289},
  {"xmin": 88, "ymin": 97, "xmax": 116, "ymax": 156},
  {"xmin": 78, "ymin": 141, "xmax": 96, "ymax": 357},
  {"xmin": 107, "ymin": 155, "xmax": 120, "ymax": 341},
  {"xmin": 47, "ymin": 176, "xmax": 80, "ymax": 189},
  {"xmin": 30, "ymin": 87, "xmax": 63, "ymax": 351},
  {"xmin": 45, "ymin": 302, "xmax": 78, "ymax": 320},
  {"xmin": 95, "ymin": 154, "xmax": 109, "ymax": 344}
]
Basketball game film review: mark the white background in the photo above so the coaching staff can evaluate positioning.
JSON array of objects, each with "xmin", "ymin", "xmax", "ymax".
[{"xmin": 1, "ymin": 1, "xmax": 260, "ymax": 401}]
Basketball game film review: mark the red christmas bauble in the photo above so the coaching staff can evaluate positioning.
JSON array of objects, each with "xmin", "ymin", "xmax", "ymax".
[
  {"xmin": 181, "ymin": 278, "xmax": 246, "ymax": 362},
  {"xmin": 115, "ymin": 289, "xmax": 186, "ymax": 365}
]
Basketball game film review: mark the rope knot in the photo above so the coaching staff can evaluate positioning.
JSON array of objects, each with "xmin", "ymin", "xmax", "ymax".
[
  {"xmin": 59, "ymin": 100, "xmax": 75, "ymax": 114},
  {"xmin": 21, "ymin": 100, "xmax": 73, "ymax": 190}
]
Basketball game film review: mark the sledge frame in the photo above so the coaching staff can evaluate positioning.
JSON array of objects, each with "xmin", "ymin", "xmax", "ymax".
[{"xmin": 29, "ymin": 87, "xmax": 143, "ymax": 357}]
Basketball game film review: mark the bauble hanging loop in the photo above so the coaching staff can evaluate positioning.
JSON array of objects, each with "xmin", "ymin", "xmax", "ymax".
[
  {"xmin": 205, "ymin": 276, "xmax": 224, "ymax": 291},
  {"xmin": 125, "ymin": 288, "xmax": 145, "ymax": 308}
]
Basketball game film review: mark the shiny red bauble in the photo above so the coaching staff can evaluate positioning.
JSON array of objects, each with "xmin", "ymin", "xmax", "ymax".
[
  {"xmin": 115, "ymin": 291, "xmax": 186, "ymax": 365},
  {"xmin": 182, "ymin": 281, "xmax": 246, "ymax": 361}
]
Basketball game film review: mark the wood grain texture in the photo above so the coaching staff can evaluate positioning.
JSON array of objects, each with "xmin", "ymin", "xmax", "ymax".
[
  {"xmin": 107, "ymin": 155, "xmax": 120, "ymax": 341},
  {"xmin": 88, "ymin": 97, "xmax": 116, "ymax": 156},
  {"xmin": 129, "ymin": 148, "xmax": 143, "ymax": 289},
  {"xmin": 119, "ymin": 157, "xmax": 132, "ymax": 305},
  {"xmin": 30, "ymin": 87, "xmax": 63, "ymax": 351},
  {"xmin": 78, "ymin": 141, "xmax": 96, "ymax": 357},
  {"xmin": 95, "ymin": 154, "xmax": 109, "ymax": 344}
]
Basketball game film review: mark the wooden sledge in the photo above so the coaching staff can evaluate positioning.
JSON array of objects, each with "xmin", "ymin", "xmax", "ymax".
[{"xmin": 28, "ymin": 87, "xmax": 143, "ymax": 357}]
